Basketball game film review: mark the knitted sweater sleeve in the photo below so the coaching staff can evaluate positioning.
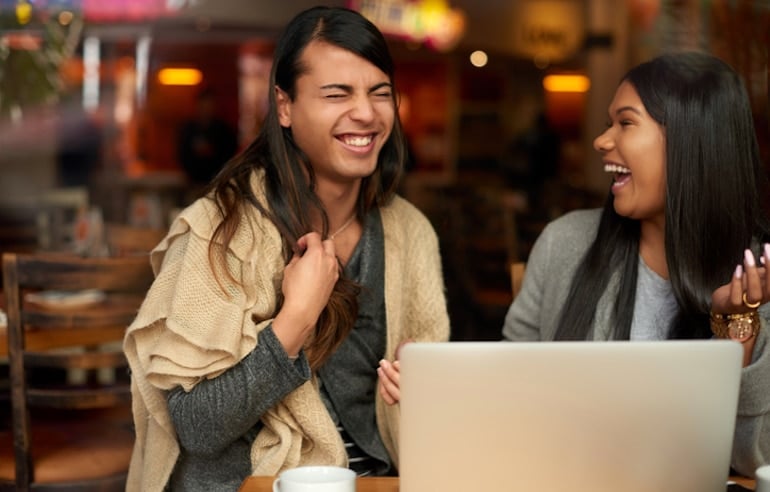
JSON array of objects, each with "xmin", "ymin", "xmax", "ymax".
[
  {"xmin": 732, "ymin": 311, "xmax": 770, "ymax": 477},
  {"xmin": 502, "ymin": 209, "xmax": 600, "ymax": 341},
  {"xmin": 501, "ymin": 216, "xmax": 556, "ymax": 341},
  {"xmin": 167, "ymin": 326, "xmax": 311, "ymax": 455}
]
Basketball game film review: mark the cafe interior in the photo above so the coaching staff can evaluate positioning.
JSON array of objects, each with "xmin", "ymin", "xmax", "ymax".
[{"xmin": 0, "ymin": 0, "xmax": 767, "ymax": 489}]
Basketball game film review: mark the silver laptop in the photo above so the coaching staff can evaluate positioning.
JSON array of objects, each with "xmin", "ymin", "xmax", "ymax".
[{"xmin": 399, "ymin": 341, "xmax": 743, "ymax": 492}]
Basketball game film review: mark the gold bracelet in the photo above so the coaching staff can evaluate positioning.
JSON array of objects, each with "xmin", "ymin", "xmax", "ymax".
[{"xmin": 710, "ymin": 310, "xmax": 761, "ymax": 342}]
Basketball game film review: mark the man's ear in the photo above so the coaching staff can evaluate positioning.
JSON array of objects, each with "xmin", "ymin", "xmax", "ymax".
[{"xmin": 275, "ymin": 86, "xmax": 291, "ymax": 128}]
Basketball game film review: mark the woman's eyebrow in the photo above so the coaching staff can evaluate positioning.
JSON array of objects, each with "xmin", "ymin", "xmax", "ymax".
[
  {"xmin": 319, "ymin": 82, "xmax": 393, "ymax": 93},
  {"xmin": 614, "ymin": 106, "xmax": 643, "ymax": 116},
  {"xmin": 320, "ymin": 83, "xmax": 353, "ymax": 92},
  {"xmin": 369, "ymin": 82, "xmax": 393, "ymax": 93}
]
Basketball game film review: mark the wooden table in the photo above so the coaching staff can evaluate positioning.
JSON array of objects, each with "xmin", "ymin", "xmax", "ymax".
[
  {"xmin": 240, "ymin": 475, "xmax": 753, "ymax": 491},
  {"xmin": 731, "ymin": 475, "xmax": 757, "ymax": 489},
  {"xmin": 238, "ymin": 476, "xmax": 398, "ymax": 492}
]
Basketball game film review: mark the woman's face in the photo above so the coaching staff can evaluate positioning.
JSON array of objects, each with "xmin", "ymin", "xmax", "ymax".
[
  {"xmin": 593, "ymin": 81, "xmax": 667, "ymax": 225},
  {"xmin": 276, "ymin": 40, "xmax": 395, "ymax": 192}
]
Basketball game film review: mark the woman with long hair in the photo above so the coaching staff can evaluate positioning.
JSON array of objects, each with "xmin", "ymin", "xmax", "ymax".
[
  {"xmin": 124, "ymin": 7, "xmax": 449, "ymax": 491},
  {"xmin": 503, "ymin": 51, "xmax": 770, "ymax": 476}
]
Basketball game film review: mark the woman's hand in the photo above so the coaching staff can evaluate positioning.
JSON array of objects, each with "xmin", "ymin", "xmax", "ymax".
[
  {"xmin": 377, "ymin": 359, "xmax": 401, "ymax": 405},
  {"xmin": 710, "ymin": 244, "xmax": 769, "ymax": 367},
  {"xmin": 377, "ymin": 339, "xmax": 413, "ymax": 405},
  {"xmin": 273, "ymin": 232, "xmax": 340, "ymax": 356},
  {"xmin": 711, "ymin": 245, "xmax": 769, "ymax": 315}
]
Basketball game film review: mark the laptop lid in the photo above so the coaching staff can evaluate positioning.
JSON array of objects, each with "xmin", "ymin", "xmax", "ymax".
[{"xmin": 399, "ymin": 341, "xmax": 743, "ymax": 492}]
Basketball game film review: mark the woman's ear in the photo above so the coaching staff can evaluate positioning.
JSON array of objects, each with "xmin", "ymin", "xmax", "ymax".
[{"xmin": 276, "ymin": 87, "xmax": 291, "ymax": 128}]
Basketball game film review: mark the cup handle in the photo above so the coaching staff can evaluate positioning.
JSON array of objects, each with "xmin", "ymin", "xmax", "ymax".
[{"xmin": 272, "ymin": 478, "xmax": 280, "ymax": 492}]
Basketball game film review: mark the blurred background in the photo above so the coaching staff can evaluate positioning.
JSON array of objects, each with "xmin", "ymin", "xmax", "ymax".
[{"xmin": 0, "ymin": 0, "xmax": 768, "ymax": 340}]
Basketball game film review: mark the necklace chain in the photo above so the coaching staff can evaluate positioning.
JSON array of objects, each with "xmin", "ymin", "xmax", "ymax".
[{"xmin": 329, "ymin": 214, "xmax": 356, "ymax": 240}]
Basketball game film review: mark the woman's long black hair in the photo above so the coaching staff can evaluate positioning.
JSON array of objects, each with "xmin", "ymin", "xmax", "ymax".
[{"xmin": 554, "ymin": 51, "xmax": 770, "ymax": 341}]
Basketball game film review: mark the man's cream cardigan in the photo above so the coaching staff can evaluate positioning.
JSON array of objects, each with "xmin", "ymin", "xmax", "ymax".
[{"xmin": 123, "ymin": 171, "xmax": 450, "ymax": 491}]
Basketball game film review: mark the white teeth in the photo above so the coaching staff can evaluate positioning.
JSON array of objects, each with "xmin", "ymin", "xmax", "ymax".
[
  {"xmin": 343, "ymin": 135, "xmax": 373, "ymax": 147},
  {"xmin": 604, "ymin": 163, "xmax": 630, "ymax": 174}
]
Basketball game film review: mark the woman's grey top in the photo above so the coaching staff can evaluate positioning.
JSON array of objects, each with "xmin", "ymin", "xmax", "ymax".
[{"xmin": 503, "ymin": 208, "xmax": 770, "ymax": 477}]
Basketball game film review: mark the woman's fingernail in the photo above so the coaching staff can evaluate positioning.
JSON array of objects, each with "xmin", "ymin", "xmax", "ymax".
[
  {"xmin": 764, "ymin": 243, "xmax": 770, "ymax": 259},
  {"xmin": 735, "ymin": 264, "xmax": 743, "ymax": 279},
  {"xmin": 745, "ymin": 249, "xmax": 756, "ymax": 267}
]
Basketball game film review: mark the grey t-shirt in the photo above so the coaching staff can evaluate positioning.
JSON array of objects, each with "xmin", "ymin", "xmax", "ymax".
[{"xmin": 629, "ymin": 257, "xmax": 678, "ymax": 340}]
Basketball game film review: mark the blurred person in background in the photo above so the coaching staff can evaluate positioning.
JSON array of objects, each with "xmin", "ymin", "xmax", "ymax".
[
  {"xmin": 55, "ymin": 102, "xmax": 103, "ymax": 188},
  {"xmin": 503, "ymin": 51, "xmax": 770, "ymax": 478},
  {"xmin": 176, "ymin": 87, "xmax": 238, "ymax": 201},
  {"xmin": 520, "ymin": 111, "xmax": 561, "ymax": 212},
  {"xmin": 124, "ymin": 6, "xmax": 449, "ymax": 491}
]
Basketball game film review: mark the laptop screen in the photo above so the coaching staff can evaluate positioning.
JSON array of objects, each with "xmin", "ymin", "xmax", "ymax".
[{"xmin": 399, "ymin": 340, "xmax": 742, "ymax": 492}]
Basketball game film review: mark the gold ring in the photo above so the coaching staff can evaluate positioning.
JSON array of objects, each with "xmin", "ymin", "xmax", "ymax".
[{"xmin": 742, "ymin": 292, "xmax": 761, "ymax": 309}]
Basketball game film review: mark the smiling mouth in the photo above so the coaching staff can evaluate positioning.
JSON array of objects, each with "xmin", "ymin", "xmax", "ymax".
[
  {"xmin": 339, "ymin": 134, "xmax": 374, "ymax": 147},
  {"xmin": 604, "ymin": 163, "xmax": 631, "ymax": 182}
]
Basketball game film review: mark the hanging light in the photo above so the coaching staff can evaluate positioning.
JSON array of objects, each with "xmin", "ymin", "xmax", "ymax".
[
  {"xmin": 157, "ymin": 68, "xmax": 203, "ymax": 86},
  {"xmin": 543, "ymin": 74, "xmax": 591, "ymax": 93}
]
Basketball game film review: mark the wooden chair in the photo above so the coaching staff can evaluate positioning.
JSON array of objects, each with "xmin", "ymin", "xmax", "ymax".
[
  {"xmin": 0, "ymin": 252, "xmax": 154, "ymax": 491},
  {"xmin": 510, "ymin": 262, "xmax": 526, "ymax": 301}
]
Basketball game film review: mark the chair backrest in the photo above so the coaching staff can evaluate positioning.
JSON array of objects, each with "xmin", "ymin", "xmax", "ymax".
[
  {"xmin": 0, "ymin": 252, "xmax": 154, "ymax": 491},
  {"xmin": 510, "ymin": 262, "xmax": 526, "ymax": 300},
  {"xmin": 0, "ymin": 203, "xmax": 39, "ymax": 255}
]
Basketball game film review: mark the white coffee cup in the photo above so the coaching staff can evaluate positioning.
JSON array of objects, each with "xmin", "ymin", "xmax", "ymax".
[
  {"xmin": 756, "ymin": 464, "xmax": 770, "ymax": 492},
  {"xmin": 272, "ymin": 466, "xmax": 356, "ymax": 492}
]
